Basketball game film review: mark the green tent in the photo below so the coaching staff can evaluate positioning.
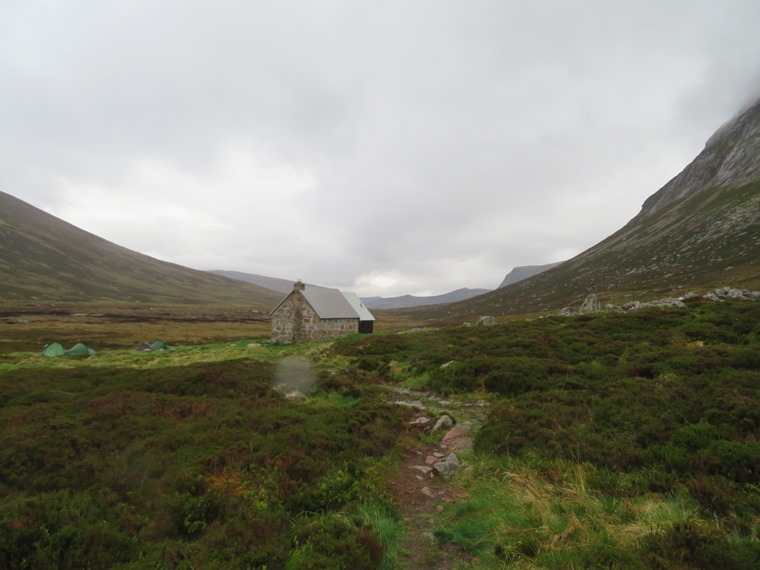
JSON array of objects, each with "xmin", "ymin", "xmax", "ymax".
[
  {"xmin": 150, "ymin": 340, "xmax": 170, "ymax": 351},
  {"xmin": 41, "ymin": 341, "xmax": 65, "ymax": 357},
  {"xmin": 64, "ymin": 342, "xmax": 96, "ymax": 356}
]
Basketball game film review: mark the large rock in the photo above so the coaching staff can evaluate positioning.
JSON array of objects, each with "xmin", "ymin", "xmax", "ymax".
[
  {"xmin": 475, "ymin": 316, "xmax": 497, "ymax": 326},
  {"xmin": 579, "ymin": 294, "xmax": 601, "ymax": 314},
  {"xmin": 639, "ymin": 298, "xmax": 686, "ymax": 309}
]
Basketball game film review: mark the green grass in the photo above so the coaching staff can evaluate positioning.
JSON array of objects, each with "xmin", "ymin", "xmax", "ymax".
[
  {"xmin": 435, "ymin": 456, "xmax": 702, "ymax": 568},
  {"xmin": 0, "ymin": 340, "xmax": 403, "ymax": 569},
  {"xmin": 3, "ymin": 299, "xmax": 760, "ymax": 568},
  {"xmin": 335, "ymin": 300, "xmax": 760, "ymax": 568}
]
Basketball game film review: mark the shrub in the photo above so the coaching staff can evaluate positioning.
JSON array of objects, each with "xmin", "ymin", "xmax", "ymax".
[
  {"xmin": 639, "ymin": 520, "xmax": 753, "ymax": 570},
  {"xmin": 287, "ymin": 513, "xmax": 384, "ymax": 569}
]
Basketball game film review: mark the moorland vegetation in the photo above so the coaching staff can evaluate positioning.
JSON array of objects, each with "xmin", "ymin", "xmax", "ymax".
[
  {"xmin": 1, "ymin": 298, "xmax": 758, "ymax": 568},
  {"xmin": 333, "ymin": 298, "xmax": 760, "ymax": 568}
]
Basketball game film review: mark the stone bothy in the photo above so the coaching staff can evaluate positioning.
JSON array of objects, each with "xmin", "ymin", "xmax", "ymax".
[{"xmin": 270, "ymin": 281, "xmax": 375, "ymax": 344}]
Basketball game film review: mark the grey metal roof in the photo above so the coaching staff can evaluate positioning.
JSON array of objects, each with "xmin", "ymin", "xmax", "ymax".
[
  {"xmin": 301, "ymin": 285, "xmax": 359, "ymax": 319},
  {"xmin": 342, "ymin": 291, "xmax": 375, "ymax": 321}
]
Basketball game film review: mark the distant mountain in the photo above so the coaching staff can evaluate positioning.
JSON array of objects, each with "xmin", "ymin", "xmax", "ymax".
[
  {"xmin": 0, "ymin": 192, "xmax": 283, "ymax": 308},
  {"xmin": 210, "ymin": 270, "xmax": 294, "ymax": 294},
  {"xmin": 498, "ymin": 263, "xmax": 562, "ymax": 288},
  {"xmin": 409, "ymin": 97, "xmax": 760, "ymax": 321},
  {"xmin": 213, "ymin": 269, "xmax": 491, "ymax": 309},
  {"xmin": 362, "ymin": 288, "xmax": 490, "ymax": 309}
]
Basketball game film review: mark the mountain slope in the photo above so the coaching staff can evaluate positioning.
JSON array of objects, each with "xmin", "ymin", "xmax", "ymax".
[
  {"xmin": 498, "ymin": 263, "xmax": 562, "ymax": 288},
  {"xmin": 0, "ymin": 192, "xmax": 283, "ymax": 307},
  {"xmin": 210, "ymin": 270, "xmax": 293, "ymax": 294},
  {"xmin": 412, "ymin": 98, "xmax": 760, "ymax": 322},
  {"xmin": 362, "ymin": 288, "xmax": 491, "ymax": 309}
]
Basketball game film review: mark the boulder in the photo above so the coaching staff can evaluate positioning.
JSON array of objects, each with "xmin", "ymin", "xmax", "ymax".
[
  {"xmin": 640, "ymin": 298, "xmax": 686, "ymax": 309},
  {"xmin": 579, "ymin": 294, "xmax": 600, "ymax": 314}
]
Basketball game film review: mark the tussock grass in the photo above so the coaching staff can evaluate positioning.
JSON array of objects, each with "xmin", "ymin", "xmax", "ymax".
[{"xmin": 439, "ymin": 457, "xmax": 701, "ymax": 567}]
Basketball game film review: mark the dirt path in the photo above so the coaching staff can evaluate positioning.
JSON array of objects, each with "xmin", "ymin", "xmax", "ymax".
[{"xmin": 387, "ymin": 388, "xmax": 489, "ymax": 569}]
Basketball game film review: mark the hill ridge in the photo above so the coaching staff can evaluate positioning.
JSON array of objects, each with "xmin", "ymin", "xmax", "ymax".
[{"xmin": 0, "ymin": 191, "xmax": 282, "ymax": 307}]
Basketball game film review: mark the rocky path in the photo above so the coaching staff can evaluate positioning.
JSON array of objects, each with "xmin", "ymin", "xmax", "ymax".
[{"xmin": 387, "ymin": 388, "xmax": 490, "ymax": 569}]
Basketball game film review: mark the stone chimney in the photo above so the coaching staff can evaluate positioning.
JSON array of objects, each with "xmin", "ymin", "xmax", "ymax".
[{"xmin": 293, "ymin": 279, "xmax": 305, "ymax": 291}]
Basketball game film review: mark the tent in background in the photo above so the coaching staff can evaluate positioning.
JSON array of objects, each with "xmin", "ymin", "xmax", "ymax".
[
  {"xmin": 41, "ymin": 341, "xmax": 65, "ymax": 357},
  {"xmin": 64, "ymin": 342, "xmax": 96, "ymax": 356},
  {"xmin": 137, "ymin": 341, "xmax": 170, "ymax": 351}
]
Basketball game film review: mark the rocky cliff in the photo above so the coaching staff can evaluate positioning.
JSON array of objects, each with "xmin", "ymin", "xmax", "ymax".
[
  {"xmin": 641, "ymin": 97, "xmax": 760, "ymax": 216},
  {"xmin": 498, "ymin": 262, "xmax": 562, "ymax": 288}
]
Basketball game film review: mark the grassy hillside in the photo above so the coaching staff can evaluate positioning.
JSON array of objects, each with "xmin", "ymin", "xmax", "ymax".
[{"xmin": 0, "ymin": 192, "xmax": 282, "ymax": 308}]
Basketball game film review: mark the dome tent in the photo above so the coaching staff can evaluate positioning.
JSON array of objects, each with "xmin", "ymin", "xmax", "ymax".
[
  {"xmin": 41, "ymin": 341, "xmax": 65, "ymax": 357},
  {"xmin": 64, "ymin": 342, "xmax": 96, "ymax": 356},
  {"xmin": 136, "ymin": 341, "xmax": 170, "ymax": 351}
]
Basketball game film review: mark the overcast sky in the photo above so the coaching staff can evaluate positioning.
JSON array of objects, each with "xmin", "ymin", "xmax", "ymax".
[{"xmin": 2, "ymin": 1, "xmax": 760, "ymax": 297}]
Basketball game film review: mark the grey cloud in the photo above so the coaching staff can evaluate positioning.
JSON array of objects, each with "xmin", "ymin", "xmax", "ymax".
[{"xmin": 3, "ymin": 1, "xmax": 760, "ymax": 296}]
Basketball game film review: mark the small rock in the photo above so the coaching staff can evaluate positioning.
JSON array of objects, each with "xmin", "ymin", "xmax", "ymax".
[
  {"xmin": 446, "ymin": 453, "xmax": 460, "ymax": 467},
  {"xmin": 246, "ymin": 343, "xmax": 260, "ymax": 348},
  {"xmin": 412, "ymin": 465, "xmax": 433, "ymax": 474},
  {"xmin": 409, "ymin": 417, "xmax": 431, "ymax": 425},
  {"xmin": 421, "ymin": 531, "xmax": 437, "ymax": 543},
  {"xmin": 433, "ymin": 461, "xmax": 457, "ymax": 478},
  {"xmin": 425, "ymin": 455, "xmax": 439, "ymax": 465},
  {"xmin": 475, "ymin": 315, "xmax": 496, "ymax": 326},
  {"xmin": 395, "ymin": 400, "xmax": 426, "ymax": 410},
  {"xmin": 440, "ymin": 360, "xmax": 456, "ymax": 369},
  {"xmin": 442, "ymin": 425, "xmax": 469, "ymax": 442},
  {"xmin": 435, "ymin": 505, "xmax": 444, "ymax": 512},
  {"xmin": 283, "ymin": 390, "xmax": 306, "ymax": 400},
  {"xmin": 420, "ymin": 487, "xmax": 434, "ymax": 498},
  {"xmin": 433, "ymin": 415, "xmax": 454, "ymax": 432}
]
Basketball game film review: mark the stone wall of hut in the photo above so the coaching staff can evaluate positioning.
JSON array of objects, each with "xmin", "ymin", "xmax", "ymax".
[{"xmin": 271, "ymin": 292, "xmax": 359, "ymax": 344}]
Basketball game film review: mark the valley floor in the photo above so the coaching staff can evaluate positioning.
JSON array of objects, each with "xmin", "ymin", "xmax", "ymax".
[{"xmin": 1, "ymin": 299, "xmax": 759, "ymax": 568}]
